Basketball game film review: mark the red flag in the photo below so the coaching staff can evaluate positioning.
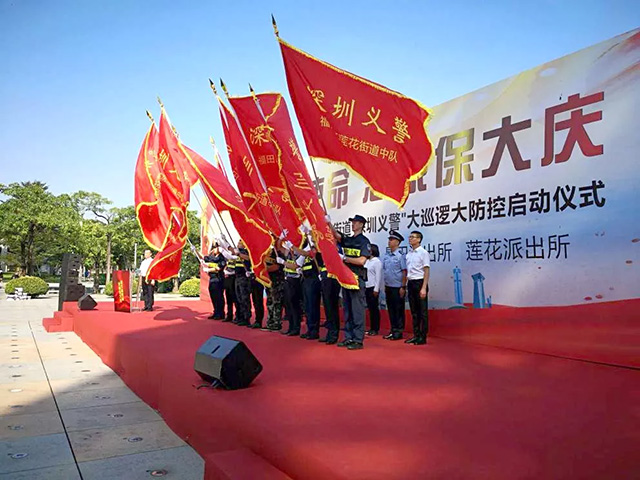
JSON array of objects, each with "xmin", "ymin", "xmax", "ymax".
[
  {"xmin": 278, "ymin": 37, "xmax": 434, "ymax": 207},
  {"xmin": 218, "ymin": 98, "xmax": 279, "ymax": 233},
  {"xmin": 182, "ymin": 145, "xmax": 274, "ymax": 287},
  {"xmin": 229, "ymin": 93, "xmax": 359, "ymax": 289},
  {"xmin": 134, "ymin": 122, "xmax": 171, "ymax": 251},
  {"xmin": 145, "ymin": 109, "xmax": 193, "ymax": 281},
  {"xmin": 224, "ymin": 96, "xmax": 304, "ymax": 247}
]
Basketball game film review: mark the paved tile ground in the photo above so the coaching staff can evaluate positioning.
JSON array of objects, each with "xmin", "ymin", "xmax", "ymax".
[{"xmin": 0, "ymin": 292, "xmax": 204, "ymax": 480}]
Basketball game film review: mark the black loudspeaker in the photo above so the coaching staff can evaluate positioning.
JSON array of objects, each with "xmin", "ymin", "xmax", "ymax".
[
  {"xmin": 59, "ymin": 253, "xmax": 86, "ymax": 311},
  {"xmin": 78, "ymin": 294, "xmax": 97, "ymax": 311},
  {"xmin": 194, "ymin": 336, "xmax": 263, "ymax": 390}
]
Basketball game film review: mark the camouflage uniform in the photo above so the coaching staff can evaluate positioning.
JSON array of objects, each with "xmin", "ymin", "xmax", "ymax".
[{"xmin": 265, "ymin": 249, "xmax": 285, "ymax": 330}]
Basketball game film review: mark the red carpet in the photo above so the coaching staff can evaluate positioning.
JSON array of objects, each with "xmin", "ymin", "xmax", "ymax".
[{"xmin": 46, "ymin": 301, "xmax": 639, "ymax": 479}]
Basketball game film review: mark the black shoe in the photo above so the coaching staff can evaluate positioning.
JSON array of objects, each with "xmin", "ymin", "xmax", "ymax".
[
  {"xmin": 207, "ymin": 314, "xmax": 216, "ymax": 319},
  {"xmin": 325, "ymin": 339, "xmax": 338, "ymax": 345},
  {"xmin": 390, "ymin": 335, "xmax": 404, "ymax": 341},
  {"xmin": 366, "ymin": 330, "xmax": 378, "ymax": 336},
  {"xmin": 286, "ymin": 331, "xmax": 300, "ymax": 336},
  {"xmin": 405, "ymin": 337, "xmax": 418, "ymax": 344},
  {"xmin": 236, "ymin": 321, "xmax": 250, "ymax": 327},
  {"xmin": 267, "ymin": 324, "xmax": 282, "ymax": 331},
  {"xmin": 318, "ymin": 337, "xmax": 328, "ymax": 343},
  {"xmin": 347, "ymin": 342, "xmax": 364, "ymax": 350},
  {"xmin": 305, "ymin": 334, "xmax": 319, "ymax": 340},
  {"xmin": 213, "ymin": 316, "xmax": 224, "ymax": 320},
  {"xmin": 337, "ymin": 340, "xmax": 354, "ymax": 347},
  {"xmin": 221, "ymin": 318, "xmax": 232, "ymax": 323},
  {"xmin": 382, "ymin": 333, "xmax": 394, "ymax": 340},
  {"xmin": 300, "ymin": 333, "xmax": 310, "ymax": 339},
  {"xmin": 249, "ymin": 322, "xmax": 262, "ymax": 329},
  {"xmin": 413, "ymin": 338, "xmax": 427, "ymax": 345}
]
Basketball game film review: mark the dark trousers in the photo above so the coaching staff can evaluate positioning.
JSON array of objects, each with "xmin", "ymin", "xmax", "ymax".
[
  {"xmin": 266, "ymin": 272, "xmax": 284, "ymax": 328},
  {"xmin": 142, "ymin": 280, "xmax": 154, "ymax": 310},
  {"xmin": 224, "ymin": 275, "xmax": 237, "ymax": 322},
  {"xmin": 365, "ymin": 287, "xmax": 380, "ymax": 332},
  {"xmin": 342, "ymin": 278, "xmax": 366, "ymax": 343},
  {"xmin": 251, "ymin": 278, "xmax": 265, "ymax": 325},
  {"xmin": 235, "ymin": 274, "xmax": 252, "ymax": 324},
  {"xmin": 208, "ymin": 279, "xmax": 225, "ymax": 318},
  {"xmin": 302, "ymin": 275, "xmax": 321, "ymax": 336},
  {"xmin": 321, "ymin": 276, "xmax": 341, "ymax": 341},
  {"xmin": 284, "ymin": 276, "xmax": 303, "ymax": 334},
  {"xmin": 385, "ymin": 286, "xmax": 406, "ymax": 336},
  {"xmin": 407, "ymin": 280, "xmax": 429, "ymax": 339}
]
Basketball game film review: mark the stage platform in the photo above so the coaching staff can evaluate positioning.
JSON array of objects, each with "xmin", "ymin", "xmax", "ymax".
[{"xmin": 43, "ymin": 300, "xmax": 639, "ymax": 479}]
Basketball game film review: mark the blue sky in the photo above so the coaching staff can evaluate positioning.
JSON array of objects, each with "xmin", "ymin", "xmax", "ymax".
[{"xmin": 0, "ymin": 0, "xmax": 638, "ymax": 207}]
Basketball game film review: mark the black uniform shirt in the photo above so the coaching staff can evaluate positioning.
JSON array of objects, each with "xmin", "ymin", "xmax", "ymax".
[
  {"xmin": 234, "ymin": 248, "xmax": 249, "ymax": 275},
  {"xmin": 339, "ymin": 232, "xmax": 371, "ymax": 281},
  {"xmin": 203, "ymin": 254, "xmax": 226, "ymax": 282}
]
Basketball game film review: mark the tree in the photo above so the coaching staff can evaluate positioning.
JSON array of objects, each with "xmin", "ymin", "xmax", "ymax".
[
  {"xmin": 73, "ymin": 191, "xmax": 115, "ymax": 284},
  {"xmin": 76, "ymin": 219, "xmax": 108, "ymax": 291},
  {"xmin": 110, "ymin": 206, "xmax": 144, "ymax": 270},
  {"xmin": 0, "ymin": 182, "xmax": 81, "ymax": 275}
]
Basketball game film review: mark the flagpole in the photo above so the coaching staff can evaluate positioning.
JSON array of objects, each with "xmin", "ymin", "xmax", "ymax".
[
  {"xmin": 210, "ymin": 81, "xmax": 277, "ymax": 237},
  {"xmin": 151, "ymin": 101, "xmax": 237, "ymax": 250},
  {"xmin": 209, "ymin": 136, "xmax": 228, "ymax": 179},
  {"xmin": 215, "ymin": 78, "xmax": 289, "ymax": 238}
]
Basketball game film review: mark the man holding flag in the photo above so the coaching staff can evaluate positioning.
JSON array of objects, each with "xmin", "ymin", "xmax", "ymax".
[{"xmin": 328, "ymin": 214, "xmax": 371, "ymax": 350}]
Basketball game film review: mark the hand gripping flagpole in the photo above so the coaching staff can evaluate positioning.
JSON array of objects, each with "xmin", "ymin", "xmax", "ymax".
[{"xmin": 218, "ymin": 78, "xmax": 289, "ymax": 239}]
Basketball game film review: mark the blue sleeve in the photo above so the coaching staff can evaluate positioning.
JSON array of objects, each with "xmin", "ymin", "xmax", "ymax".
[{"xmin": 400, "ymin": 254, "xmax": 407, "ymax": 270}]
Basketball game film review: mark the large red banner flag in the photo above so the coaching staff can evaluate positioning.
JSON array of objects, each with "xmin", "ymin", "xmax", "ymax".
[
  {"xmin": 230, "ymin": 93, "xmax": 359, "ymax": 289},
  {"xmin": 181, "ymin": 145, "xmax": 274, "ymax": 287},
  {"xmin": 223, "ymin": 91, "xmax": 304, "ymax": 247},
  {"xmin": 278, "ymin": 37, "xmax": 434, "ymax": 208},
  {"xmin": 134, "ymin": 121, "xmax": 171, "ymax": 251},
  {"xmin": 217, "ymin": 98, "xmax": 279, "ymax": 234},
  {"xmin": 145, "ymin": 109, "xmax": 193, "ymax": 282}
]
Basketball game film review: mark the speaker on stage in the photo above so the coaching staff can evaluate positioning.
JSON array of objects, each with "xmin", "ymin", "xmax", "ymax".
[
  {"xmin": 78, "ymin": 294, "xmax": 97, "ymax": 311},
  {"xmin": 58, "ymin": 253, "xmax": 86, "ymax": 311},
  {"xmin": 194, "ymin": 336, "xmax": 263, "ymax": 390}
]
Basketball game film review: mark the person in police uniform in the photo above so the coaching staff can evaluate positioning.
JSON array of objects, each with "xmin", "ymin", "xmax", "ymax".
[
  {"xmin": 278, "ymin": 238, "xmax": 304, "ymax": 336},
  {"xmin": 233, "ymin": 240, "xmax": 253, "ymax": 327},
  {"xmin": 382, "ymin": 230, "xmax": 408, "ymax": 340},
  {"xmin": 328, "ymin": 214, "xmax": 371, "ymax": 350},
  {"xmin": 265, "ymin": 246, "xmax": 285, "ymax": 331},
  {"xmin": 287, "ymin": 231, "xmax": 322, "ymax": 340},
  {"xmin": 220, "ymin": 240, "xmax": 251, "ymax": 326},
  {"xmin": 242, "ymin": 249, "xmax": 265, "ymax": 329},
  {"xmin": 201, "ymin": 243, "xmax": 226, "ymax": 320}
]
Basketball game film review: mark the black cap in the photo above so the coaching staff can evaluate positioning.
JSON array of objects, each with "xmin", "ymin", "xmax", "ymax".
[
  {"xmin": 348, "ymin": 214, "xmax": 367, "ymax": 224},
  {"xmin": 388, "ymin": 230, "xmax": 404, "ymax": 242}
]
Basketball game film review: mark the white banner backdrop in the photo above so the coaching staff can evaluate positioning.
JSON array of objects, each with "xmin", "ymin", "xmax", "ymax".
[{"xmin": 314, "ymin": 29, "xmax": 640, "ymax": 308}]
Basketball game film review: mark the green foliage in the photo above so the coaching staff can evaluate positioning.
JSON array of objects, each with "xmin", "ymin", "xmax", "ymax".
[
  {"xmin": 104, "ymin": 281, "xmax": 113, "ymax": 296},
  {"xmin": 156, "ymin": 280, "xmax": 174, "ymax": 293},
  {"xmin": 0, "ymin": 182, "xmax": 81, "ymax": 275},
  {"xmin": 5, "ymin": 276, "xmax": 49, "ymax": 297},
  {"xmin": 178, "ymin": 278, "xmax": 200, "ymax": 297}
]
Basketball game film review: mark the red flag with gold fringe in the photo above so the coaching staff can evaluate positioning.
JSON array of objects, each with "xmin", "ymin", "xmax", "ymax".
[
  {"xmin": 278, "ymin": 37, "xmax": 434, "ymax": 208},
  {"xmin": 134, "ymin": 122, "xmax": 171, "ymax": 251},
  {"xmin": 182, "ymin": 144, "xmax": 274, "ymax": 287},
  {"xmin": 223, "ymin": 92, "xmax": 304, "ymax": 247},
  {"xmin": 229, "ymin": 93, "xmax": 359, "ymax": 289},
  {"xmin": 144, "ymin": 109, "xmax": 193, "ymax": 282},
  {"xmin": 218, "ymin": 98, "xmax": 279, "ymax": 234}
]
